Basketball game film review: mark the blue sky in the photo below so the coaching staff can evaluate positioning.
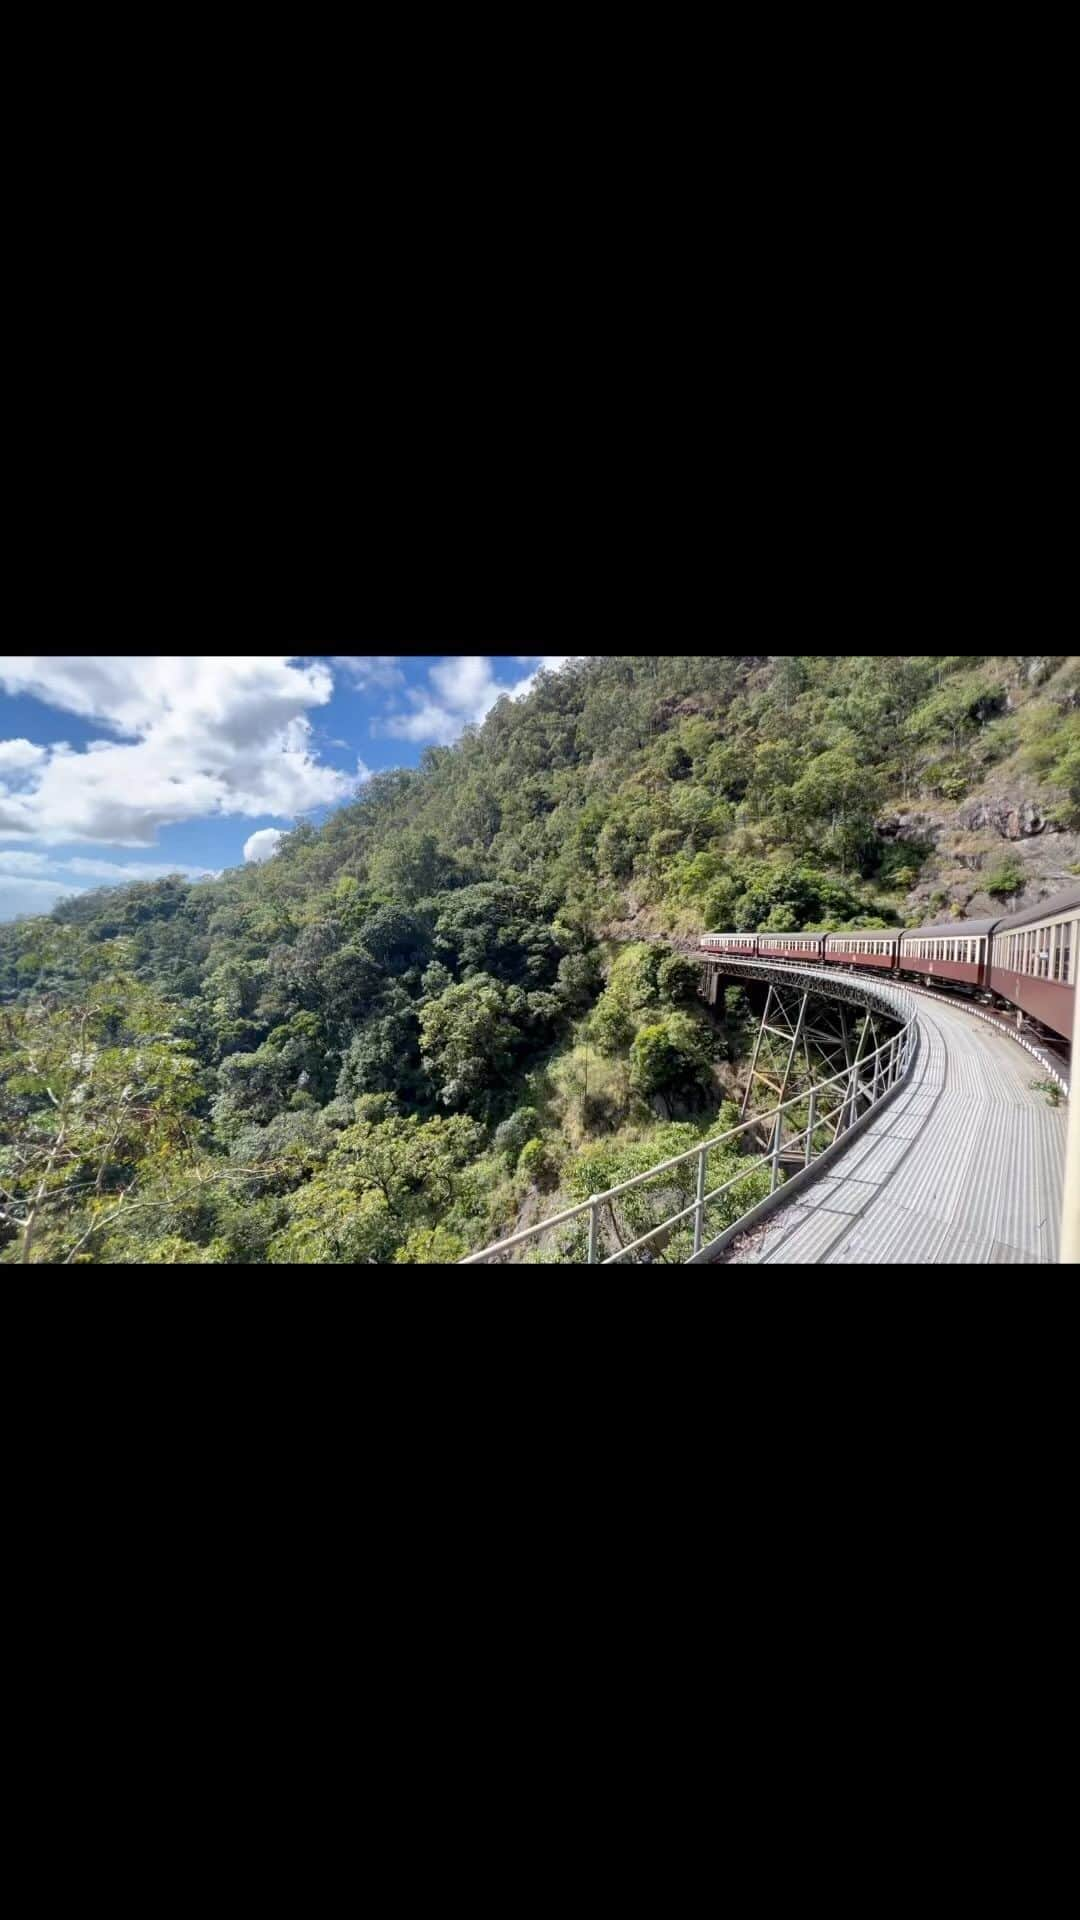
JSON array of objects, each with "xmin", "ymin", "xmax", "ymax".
[{"xmin": 0, "ymin": 655, "xmax": 574, "ymax": 921}]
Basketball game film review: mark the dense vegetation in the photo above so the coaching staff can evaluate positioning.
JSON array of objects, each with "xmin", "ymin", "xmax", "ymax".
[{"xmin": 1, "ymin": 653, "xmax": 1076, "ymax": 1264}]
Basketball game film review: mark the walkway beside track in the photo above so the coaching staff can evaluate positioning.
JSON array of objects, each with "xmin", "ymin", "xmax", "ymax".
[{"xmin": 719, "ymin": 983, "xmax": 1067, "ymax": 1265}]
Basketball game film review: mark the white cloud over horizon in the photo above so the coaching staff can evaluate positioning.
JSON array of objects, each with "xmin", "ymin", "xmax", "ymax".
[
  {"xmin": 0, "ymin": 851, "xmax": 218, "ymax": 923},
  {"xmin": 0, "ymin": 657, "xmax": 362, "ymax": 848}
]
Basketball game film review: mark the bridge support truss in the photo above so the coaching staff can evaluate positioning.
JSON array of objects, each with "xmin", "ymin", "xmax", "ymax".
[{"xmin": 738, "ymin": 980, "xmax": 890, "ymax": 1163}]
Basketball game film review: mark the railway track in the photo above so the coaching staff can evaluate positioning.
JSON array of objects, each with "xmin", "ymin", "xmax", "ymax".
[{"xmin": 722, "ymin": 985, "xmax": 1067, "ymax": 1264}]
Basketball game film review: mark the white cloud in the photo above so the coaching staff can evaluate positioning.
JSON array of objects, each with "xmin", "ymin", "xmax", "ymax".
[
  {"xmin": 0, "ymin": 657, "xmax": 361, "ymax": 847},
  {"xmin": 0, "ymin": 739, "xmax": 49, "ymax": 775},
  {"xmin": 333, "ymin": 656, "xmax": 404, "ymax": 690},
  {"xmin": 244, "ymin": 828, "xmax": 285, "ymax": 864},
  {"xmin": 0, "ymin": 876, "xmax": 78, "ymax": 919},
  {"xmin": 63, "ymin": 858, "xmax": 215, "ymax": 882},
  {"xmin": 0, "ymin": 851, "xmax": 217, "ymax": 924},
  {"xmin": 0, "ymin": 850, "xmax": 50, "ymax": 872},
  {"xmin": 379, "ymin": 655, "xmax": 580, "ymax": 747}
]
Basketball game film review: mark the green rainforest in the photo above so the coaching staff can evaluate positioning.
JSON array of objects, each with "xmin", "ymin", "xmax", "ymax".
[{"xmin": 1, "ymin": 654, "xmax": 1076, "ymax": 1264}]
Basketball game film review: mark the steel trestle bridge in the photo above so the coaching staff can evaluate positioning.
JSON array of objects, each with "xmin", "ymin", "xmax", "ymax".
[{"xmin": 460, "ymin": 955, "xmax": 1071, "ymax": 1266}]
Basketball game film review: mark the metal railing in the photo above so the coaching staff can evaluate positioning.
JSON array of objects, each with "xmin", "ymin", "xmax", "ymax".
[{"xmin": 460, "ymin": 981, "xmax": 918, "ymax": 1265}]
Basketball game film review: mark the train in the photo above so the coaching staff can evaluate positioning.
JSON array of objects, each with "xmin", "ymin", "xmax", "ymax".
[{"xmin": 700, "ymin": 883, "xmax": 1080, "ymax": 1041}]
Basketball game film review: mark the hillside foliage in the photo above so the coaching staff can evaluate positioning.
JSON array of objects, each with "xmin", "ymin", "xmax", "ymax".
[{"xmin": 1, "ymin": 653, "xmax": 1075, "ymax": 1263}]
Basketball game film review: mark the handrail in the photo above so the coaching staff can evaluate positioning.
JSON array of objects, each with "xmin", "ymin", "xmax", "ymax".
[{"xmin": 460, "ymin": 971, "xmax": 917, "ymax": 1265}]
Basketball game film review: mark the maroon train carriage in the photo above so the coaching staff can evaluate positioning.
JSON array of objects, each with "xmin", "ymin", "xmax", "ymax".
[
  {"xmin": 898, "ymin": 918, "xmax": 995, "ymax": 993},
  {"xmin": 822, "ymin": 930, "xmax": 902, "ymax": 973},
  {"xmin": 987, "ymin": 885, "xmax": 1079, "ymax": 1041},
  {"xmin": 699, "ymin": 932, "xmax": 759, "ymax": 956},
  {"xmin": 757, "ymin": 933, "xmax": 826, "ymax": 962}
]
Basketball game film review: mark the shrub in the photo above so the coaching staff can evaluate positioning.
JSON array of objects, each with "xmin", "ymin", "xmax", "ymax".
[
  {"xmin": 590, "ymin": 990, "xmax": 636, "ymax": 1054},
  {"xmin": 517, "ymin": 1137, "xmax": 559, "ymax": 1189},
  {"xmin": 394, "ymin": 1225, "xmax": 468, "ymax": 1263},
  {"xmin": 629, "ymin": 1011, "xmax": 713, "ymax": 1097},
  {"xmin": 493, "ymin": 1106, "xmax": 540, "ymax": 1165},
  {"xmin": 985, "ymin": 857, "xmax": 1025, "ymax": 900},
  {"xmin": 1029, "ymin": 1078, "xmax": 1063, "ymax": 1108},
  {"xmin": 657, "ymin": 952, "xmax": 700, "ymax": 1002}
]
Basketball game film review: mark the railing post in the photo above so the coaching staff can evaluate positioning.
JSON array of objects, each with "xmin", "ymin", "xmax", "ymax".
[
  {"xmin": 587, "ymin": 1199, "xmax": 599, "ymax": 1264},
  {"xmin": 871, "ymin": 1047, "xmax": 880, "ymax": 1105},
  {"xmin": 770, "ymin": 1111, "xmax": 782, "ymax": 1192},
  {"xmin": 693, "ymin": 1145, "xmax": 707, "ymax": 1255},
  {"xmin": 805, "ymin": 1089, "xmax": 815, "ymax": 1167}
]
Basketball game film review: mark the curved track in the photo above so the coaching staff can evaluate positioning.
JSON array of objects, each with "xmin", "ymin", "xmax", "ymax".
[{"xmin": 723, "ymin": 984, "xmax": 1067, "ymax": 1264}]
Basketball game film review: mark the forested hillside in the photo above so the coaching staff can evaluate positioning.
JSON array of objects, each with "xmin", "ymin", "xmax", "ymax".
[{"xmin": 1, "ymin": 653, "xmax": 1077, "ymax": 1264}]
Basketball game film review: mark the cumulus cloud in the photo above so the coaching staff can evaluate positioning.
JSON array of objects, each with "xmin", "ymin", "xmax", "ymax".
[
  {"xmin": 244, "ymin": 828, "xmax": 285, "ymax": 864},
  {"xmin": 0, "ymin": 739, "xmax": 49, "ymax": 775},
  {"xmin": 379, "ymin": 655, "xmax": 580, "ymax": 747},
  {"xmin": 0, "ymin": 657, "xmax": 360, "ymax": 847}
]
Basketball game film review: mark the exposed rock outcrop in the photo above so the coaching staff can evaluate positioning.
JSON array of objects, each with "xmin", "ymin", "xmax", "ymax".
[
  {"xmin": 877, "ymin": 810, "xmax": 943, "ymax": 845},
  {"xmin": 957, "ymin": 798, "xmax": 1058, "ymax": 839}
]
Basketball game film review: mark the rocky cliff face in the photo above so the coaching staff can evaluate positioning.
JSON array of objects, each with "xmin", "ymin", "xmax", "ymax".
[
  {"xmin": 880, "ymin": 796, "xmax": 1062, "ymax": 847},
  {"xmin": 880, "ymin": 790, "xmax": 1078, "ymax": 920},
  {"xmin": 957, "ymin": 797, "xmax": 1059, "ymax": 840}
]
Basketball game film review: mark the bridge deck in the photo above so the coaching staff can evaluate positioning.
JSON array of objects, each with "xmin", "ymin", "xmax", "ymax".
[{"xmin": 722, "ymin": 989, "xmax": 1067, "ymax": 1265}]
